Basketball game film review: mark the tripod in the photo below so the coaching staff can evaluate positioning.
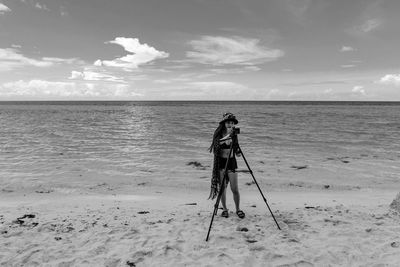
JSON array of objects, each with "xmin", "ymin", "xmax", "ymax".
[{"xmin": 205, "ymin": 132, "xmax": 281, "ymax": 242}]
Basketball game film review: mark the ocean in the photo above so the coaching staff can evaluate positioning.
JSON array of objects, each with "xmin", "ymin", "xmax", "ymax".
[{"xmin": 1, "ymin": 101, "xmax": 400, "ymax": 191}]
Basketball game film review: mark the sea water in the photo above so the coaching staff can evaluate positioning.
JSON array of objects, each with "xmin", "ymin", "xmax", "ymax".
[{"xmin": 1, "ymin": 101, "xmax": 400, "ymax": 191}]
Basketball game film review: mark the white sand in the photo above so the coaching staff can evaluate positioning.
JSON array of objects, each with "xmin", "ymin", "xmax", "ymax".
[{"xmin": 1, "ymin": 186, "xmax": 400, "ymax": 266}]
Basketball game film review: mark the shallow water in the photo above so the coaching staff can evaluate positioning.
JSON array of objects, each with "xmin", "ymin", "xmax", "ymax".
[{"xmin": 1, "ymin": 101, "xmax": 400, "ymax": 190}]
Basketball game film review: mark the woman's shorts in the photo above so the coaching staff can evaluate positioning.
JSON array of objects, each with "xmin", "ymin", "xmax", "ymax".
[{"xmin": 218, "ymin": 157, "xmax": 237, "ymax": 172}]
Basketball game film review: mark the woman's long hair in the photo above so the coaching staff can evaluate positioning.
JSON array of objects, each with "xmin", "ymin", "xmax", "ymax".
[{"xmin": 208, "ymin": 123, "xmax": 225, "ymax": 153}]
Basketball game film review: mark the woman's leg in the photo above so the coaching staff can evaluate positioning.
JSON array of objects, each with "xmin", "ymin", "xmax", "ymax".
[
  {"xmin": 228, "ymin": 171, "xmax": 240, "ymax": 212},
  {"xmin": 219, "ymin": 170, "xmax": 228, "ymax": 211}
]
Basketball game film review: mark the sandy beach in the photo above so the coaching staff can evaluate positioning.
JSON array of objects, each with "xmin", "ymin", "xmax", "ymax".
[
  {"xmin": 1, "ymin": 102, "xmax": 400, "ymax": 266},
  {"xmin": 1, "ymin": 184, "xmax": 399, "ymax": 266}
]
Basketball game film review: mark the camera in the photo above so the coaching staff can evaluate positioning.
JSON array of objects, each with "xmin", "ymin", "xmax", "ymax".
[
  {"xmin": 231, "ymin": 126, "xmax": 240, "ymax": 135},
  {"xmin": 220, "ymin": 126, "xmax": 241, "ymax": 142}
]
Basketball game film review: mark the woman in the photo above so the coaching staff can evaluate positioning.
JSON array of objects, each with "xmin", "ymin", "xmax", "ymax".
[{"xmin": 208, "ymin": 112, "xmax": 245, "ymax": 219}]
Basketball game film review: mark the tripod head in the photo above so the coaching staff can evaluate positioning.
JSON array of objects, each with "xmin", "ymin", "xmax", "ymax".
[
  {"xmin": 230, "ymin": 126, "xmax": 240, "ymax": 135},
  {"xmin": 219, "ymin": 126, "xmax": 240, "ymax": 143}
]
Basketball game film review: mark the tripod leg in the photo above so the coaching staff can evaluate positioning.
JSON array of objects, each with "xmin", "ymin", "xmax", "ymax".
[
  {"xmin": 206, "ymin": 174, "xmax": 228, "ymax": 241},
  {"xmin": 238, "ymin": 145, "xmax": 281, "ymax": 230},
  {"xmin": 206, "ymin": 141, "xmax": 235, "ymax": 242}
]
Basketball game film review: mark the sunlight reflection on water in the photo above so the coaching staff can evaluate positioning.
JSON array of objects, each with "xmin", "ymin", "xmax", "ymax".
[{"xmin": 1, "ymin": 102, "xmax": 400, "ymax": 188}]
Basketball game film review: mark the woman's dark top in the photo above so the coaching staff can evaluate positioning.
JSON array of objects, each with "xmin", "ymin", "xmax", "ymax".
[
  {"xmin": 218, "ymin": 141, "xmax": 237, "ymax": 172},
  {"xmin": 220, "ymin": 142, "xmax": 230, "ymax": 149}
]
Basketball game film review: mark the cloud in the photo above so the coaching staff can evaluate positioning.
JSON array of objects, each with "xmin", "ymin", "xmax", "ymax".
[
  {"xmin": 377, "ymin": 74, "xmax": 400, "ymax": 86},
  {"xmin": 209, "ymin": 66, "xmax": 261, "ymax": 74},
  {"xmin": 60, "ymin": 6, "xmax": 68, "ymax": 16},
  {"xmin": 186, "ymin": 81, "xmax": 247, "ymax": 98},
  {"xmin": 340, "ymin": 46, "xmax": 356, "ymax": 52},
  {"xmin": 281, "ymin": 80, "xmax": 347, "ymax": 87},
  {"xmin": 285, "ymin": 0, "xmax": 312, "ymax": 20},
  {"xmin": 188, "ymin": 81, "xmax": 247, "ymax": 91},
  {"xmin": 0, "ymin": 48, "xmax": 84, "ymax": 71},
  {"xmin": 340, "ymin": 64, "xmax": 356, "ymax": 68},
  {"xmin": 352, "ymin": 85, "xmax": 366, "ymax": 95},
  {"xmin": 95, "ymin": 37, "xmax": 169, "ymax": 70},
  {"xmin": 347, "ymin": 16, "xmax": 383, "ymax": 36},
  {"xmin": 34, "ymin": 2, "xmax": 50, "ymax": 11},
  {"xmin": 244, "ymin": 66, "xmax": 262, "ymax": 71},
  {"xmin": 42, "ymin": 57, "xmax": 84, "ymax": 64},
  {"xmin": 69, "ymin": 70, "xmax": 125, "ymax": 83},
  {"xmin": 153, "ymin": 79, "xmax": 172, "ymax": 84},
  {"xmin": 94, "ymin": 60, "xmax": 102, "ymax": 67},
  {"xmin": 0, "ymin": 3, "xmax": 11, "ymax": 13},
  {"xmin": 154, "ymin": 81, "xmax": 250, "ymax": 100},
  {"xmin": 1, "ymin": 80, "xmax": 75, "ymax": 96},
  {"xmin": 349, "ymin": 18, "xmax": 382, "ymax": 35},
  {"xmin": 187, "ymin": 36, "xmax": 284, "ymax": 66},
  {"xmin": 265, "ymin": 89, "xmax": 283, "ymax": 99},
  {"xmin": 0, "ymin": 48, "xmax": 53, "ymax": 71},
  {"xmin": 19, "ymin": 0, "xmax": 51, "ymax": 11},
  {"xmin": 153, "ymin": 72, "xmax": 216, "ymax": 84},
  {"xmin": 360, "ymin": 19, "xmax": 381, "ymax": 32},
  {"xmin": 0, "ymin": 80, "xmax": 142, "ymax": 99}
]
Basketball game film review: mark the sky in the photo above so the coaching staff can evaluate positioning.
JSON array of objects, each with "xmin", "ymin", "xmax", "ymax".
[{"xmin": 1, "ymin": 0, "xmax": 400, "ymax": 100}]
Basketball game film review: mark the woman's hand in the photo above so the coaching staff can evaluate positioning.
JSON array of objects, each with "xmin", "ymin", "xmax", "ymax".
[{"xmin": 235, "ymin": 148, "xmax": 241, "ymax": 157}]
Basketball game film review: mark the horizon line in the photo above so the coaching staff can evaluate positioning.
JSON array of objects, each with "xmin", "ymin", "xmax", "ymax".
[{"xmin": 1, "ymin": 100, "xmax": 400, "ymax": 103}]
